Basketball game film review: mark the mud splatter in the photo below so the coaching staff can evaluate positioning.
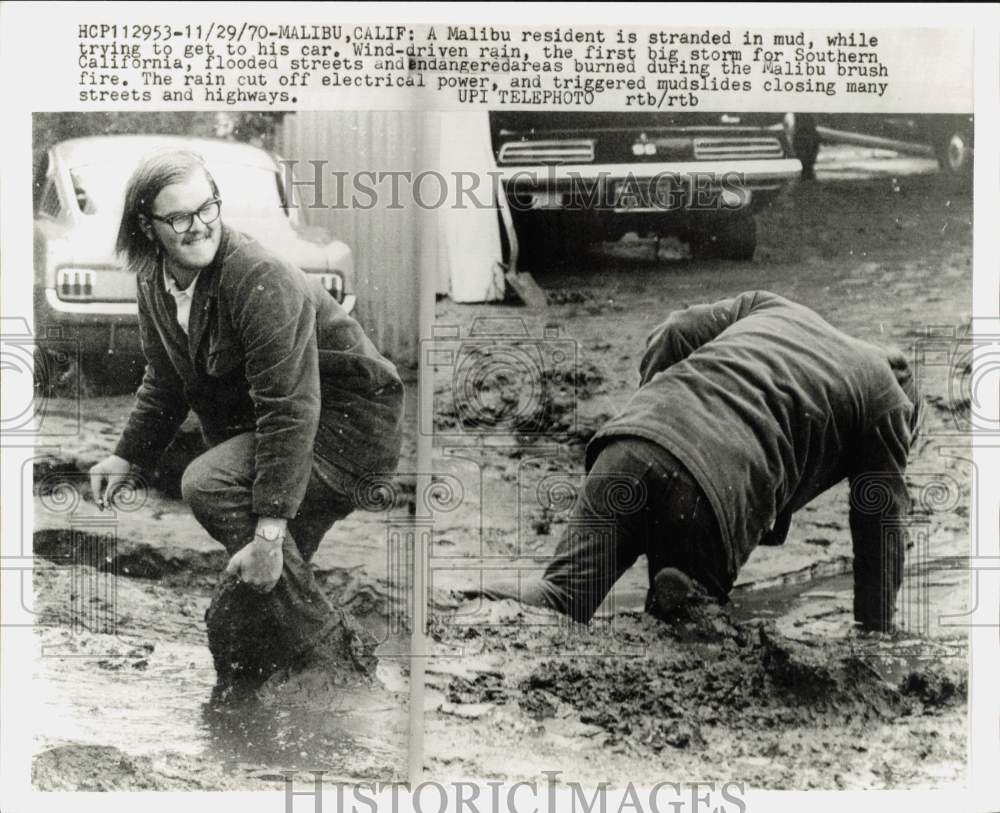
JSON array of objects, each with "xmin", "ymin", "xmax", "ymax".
[
  {"xmin": 32, "ymin": 745, "xmax": 237, "ymax": 791},
  {"xmin": 432, "ymin": 354, "xmax": 606, "ymax": 438}
]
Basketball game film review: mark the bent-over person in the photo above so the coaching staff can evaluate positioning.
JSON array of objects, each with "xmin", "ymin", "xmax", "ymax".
[{"xmin": 472, "ymin": 291, "xmax": 920, "ymax": 632}]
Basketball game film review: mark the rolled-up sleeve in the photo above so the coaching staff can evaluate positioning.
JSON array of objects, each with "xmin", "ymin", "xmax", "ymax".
[
  {"xmin": 114, "ymin": 287, "xmax": 189, "ymax": 470},
  {"xmin": 226, "ymin": 260, "xmax": 320, "ymax": 519}
]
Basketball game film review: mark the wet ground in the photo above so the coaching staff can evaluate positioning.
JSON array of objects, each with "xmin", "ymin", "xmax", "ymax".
[
  {"xmin": 30, "ymin": 377, "xmax": 418, "ymax": 790},
  {"xmin": 28, "ymin": 146, "xmax": 973, "ymax": 791},
  {"xmin": 427, "ymin": 146, "xmax": 973, "ymax": 788}
]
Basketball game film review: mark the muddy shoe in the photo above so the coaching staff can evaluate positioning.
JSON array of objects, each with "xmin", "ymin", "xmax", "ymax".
[
  {"xmin": 648, "ymin": 567, "xmax": 715, "ymax": 622},
  {"xmin": 205, "ymin": 576, "xmax": 290, "ymax": 699},
  {"xmin": 256, "ymin": 608, "xmax": 379, "ymax": 706}
]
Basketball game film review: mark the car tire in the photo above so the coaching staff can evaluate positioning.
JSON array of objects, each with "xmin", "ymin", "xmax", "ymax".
[
  {"xmin": 790, "ymin": 113, "xmax": 820, "ymax": 181},
  {"xmin": 33, "ymin": 345, "xmax": 78, "ymax": 399},
  {"xmin": 78, "ymin": 353, "xmax": 144, "ymax": 396},
  {"xmin": 511, "ymin": 212, "xmax": 587, "ymax": 272},
  {"xmin": 689, "ymin": 213, "xmax": 757, "ymax": 261},
  {"xmin": 935, "ymin": 126, "xmax": 973, "ymax": 177}
]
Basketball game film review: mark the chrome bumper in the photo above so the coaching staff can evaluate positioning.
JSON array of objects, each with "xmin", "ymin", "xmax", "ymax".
[
  {"xmin": 44, "ymin": 289, "xmax": 358, "ymax": 316},
  {"xmin": 499, "ymin": 158, "xmax": 802, "ymax": 188}
]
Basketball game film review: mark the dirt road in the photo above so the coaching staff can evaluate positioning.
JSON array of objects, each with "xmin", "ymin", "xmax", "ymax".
[{"xmin": 427, "ymin": 149, "xmax": 973, "ymax": 788}]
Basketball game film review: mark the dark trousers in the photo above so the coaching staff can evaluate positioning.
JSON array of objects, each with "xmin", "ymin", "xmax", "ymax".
[
  {"xmin": 487, "ymin": 438, "xmax": 733, "ymax": 623},
  {"xmin": 181, "ymin": 432, "xmax": 354, "ymax": 681}
]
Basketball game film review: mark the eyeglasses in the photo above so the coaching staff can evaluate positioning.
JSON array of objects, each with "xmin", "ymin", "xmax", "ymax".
[{"xmin": 149, "ymin": 198, "xmax": 222, "ymax": 234}]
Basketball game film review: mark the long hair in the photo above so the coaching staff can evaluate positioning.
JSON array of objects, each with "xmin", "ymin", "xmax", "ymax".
[{"xmin": 115, "ymin": 150, "xmax": 220, "ymax": 276}]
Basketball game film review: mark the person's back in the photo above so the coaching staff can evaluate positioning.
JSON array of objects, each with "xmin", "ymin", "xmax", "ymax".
[
  {"xmin": 587, "ymin": 290, "xmax": 918, "ymax": 628},
  {"xmin": 590, "ymin": 291, "xmax": 916, "ymax": 575},
  {"xmin": 471, "ymin": 291, "xmax": 919, "ymax": 632}
]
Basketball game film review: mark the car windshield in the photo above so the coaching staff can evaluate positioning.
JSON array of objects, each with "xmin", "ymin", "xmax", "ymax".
[{"xmin": 68, "ymin": 161, "xmax": 289, "ymax": 221}]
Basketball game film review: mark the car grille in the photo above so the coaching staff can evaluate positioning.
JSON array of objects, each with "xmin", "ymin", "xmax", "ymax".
[
  {"xmin": 498, "ymin": 139, "xmax": 595, "ymax": 165},
  {"xmin": 693, "ymin": 137, "xmax": 784, "ymax": 161}
]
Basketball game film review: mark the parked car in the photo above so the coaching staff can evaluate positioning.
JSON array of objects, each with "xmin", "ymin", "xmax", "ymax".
[
  {"xmin": 489, "ymin": 112, "xmax": 801, "ymax": 266},
  {"xmin": 34, "ymin": 135, "xmax": 355, "ymax": 384},
  {"xmin": 789, "ymin": 113, "xmax": 974, "ymax": 179}
]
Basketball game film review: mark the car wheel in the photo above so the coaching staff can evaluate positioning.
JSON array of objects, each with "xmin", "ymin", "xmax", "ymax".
[
  {"xmin": 935, "ymin": 127, "xmax": 973, "ymax": 177},
  {"xmin": 790, "ymin": 113, "xmax": 820, "ymax": 181},
  {"xmin": 33, "ymin": 345, "xmax": 78, "ymax": 399},
  {"xmin": 512, "ymin": 212, "xmax": 587, "ymax": 272},
  {"xmin": 78, "ymin": 353, "xmax": 145, "ymax": 396},
  {"xmin": 689, "ymin": 213, "xmax": 757, "ymax": 261}
]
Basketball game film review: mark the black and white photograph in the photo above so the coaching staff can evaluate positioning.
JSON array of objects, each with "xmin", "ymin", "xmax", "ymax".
[
  {"xmin": 29, "ymin": 110, "xmax": 420, "ymax": 788},
  {"xmin": 0, "ymin": 4, "xmax": 996, "ymax": 811},
  {"xmin": 427, "ymin": 110, "xmax": 975, "ymax": 788}
]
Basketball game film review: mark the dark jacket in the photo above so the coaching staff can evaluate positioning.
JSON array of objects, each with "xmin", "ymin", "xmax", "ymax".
[
  {"xmin": 587, "ymin": 291, "xmax": 917, "ymax": 629},
  {"xmin": 115, "ymin": 226, "xmax": 404, "ymax": 519}
]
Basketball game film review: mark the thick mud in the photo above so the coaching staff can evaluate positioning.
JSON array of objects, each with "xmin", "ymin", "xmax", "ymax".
[
  {"xmin": 29, "ymin": 148, "xmax": 972, "ymax": 790},
  {"xmin": 31, "ymin": 377, "xmax": 417, "ymax": 790},
  {"xmin": 31, "ymin": 552, "xmax": 410, "ymax": 789},
  {"xmin": 427, "ymin": 149, "xmax": 971, "ymax": 787},
  {"xmin": 425, "ymin": 598, "xmax": 966, "ymax": 788}
]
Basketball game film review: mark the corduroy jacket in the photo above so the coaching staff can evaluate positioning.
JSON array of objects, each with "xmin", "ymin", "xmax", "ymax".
[
  {"xmin": 588, "ymin": 291, "xmax": 917, "ymax": 629},
  {"xmin": 115, "ymin": 226, "xmax": 405, "ymax": 519}
]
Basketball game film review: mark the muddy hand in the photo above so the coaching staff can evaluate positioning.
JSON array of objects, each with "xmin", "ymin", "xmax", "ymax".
[
  {"xmin": 224, "ymin": 538, "xmax": 283, "ymax": 593},
  {"xmin": 88, "ymin": 454, "xmax": 132, "ymax": 510}
]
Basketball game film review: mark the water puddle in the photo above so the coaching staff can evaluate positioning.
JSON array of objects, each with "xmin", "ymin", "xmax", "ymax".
[{"xmin": 34, "ymin": 627, "xmax": 408, "ymax": 780}]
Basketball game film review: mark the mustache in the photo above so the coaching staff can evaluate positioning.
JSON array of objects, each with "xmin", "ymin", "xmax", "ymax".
[{"xmin": 182, "ymin": 228, "xmax": 215, "ymax": 245}]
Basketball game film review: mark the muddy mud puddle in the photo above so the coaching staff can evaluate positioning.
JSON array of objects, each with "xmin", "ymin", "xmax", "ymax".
[
  {"xmin": 34, "ymin": 622, "xmax": 408, "ymax": 778},
  {"xmin": 32, "ymin": 495, "xmax": 412, "ymax": 789},
  {"xmin": 427, "ymin": 569, "xmax": 967, "ymax": 788}
]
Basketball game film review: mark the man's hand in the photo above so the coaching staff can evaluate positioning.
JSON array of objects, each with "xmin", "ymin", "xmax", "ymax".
[
  {"xmin": 89, "ymin": 454, "xmax": 132, "ymax": 510},
  {"xmin": 224, "ymin": 517, "xmax": 287, "ymax": 593}
]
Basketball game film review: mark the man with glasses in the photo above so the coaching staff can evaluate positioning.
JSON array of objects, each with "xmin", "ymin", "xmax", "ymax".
[{"xmin": 89, "ymin": 150, "xmax": 405, "ymax": 696}]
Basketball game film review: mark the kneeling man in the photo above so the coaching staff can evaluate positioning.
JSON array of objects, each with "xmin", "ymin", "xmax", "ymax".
[{"xmin": 90, "ymin": 150, "xmax": 405, "ymax": 689}]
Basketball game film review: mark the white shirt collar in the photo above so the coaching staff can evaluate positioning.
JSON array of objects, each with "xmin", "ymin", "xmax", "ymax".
[
  {"xmin": 162, "ymin": 262, "xmax": 200, "ymax": 335},
  {"xmin": 162, "ymin": 268, "xmax": 199, "ymax": 297}
]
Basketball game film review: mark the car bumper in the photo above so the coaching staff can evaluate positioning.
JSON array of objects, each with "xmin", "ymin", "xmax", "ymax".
[
  {"xmin": 499, "ymin": 158, "xmax": 802, "ymax": 211},
  {"xmin": 38, "ymin": 289, "xmax": 358, "ymax": 355},
  {"xmin": 44, "ymin": 288, "xmax": 357, "ymax": 316}
]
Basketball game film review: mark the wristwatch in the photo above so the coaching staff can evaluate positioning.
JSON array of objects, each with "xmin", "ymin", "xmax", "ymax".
[{"xmin": 255, "ymin": 524, "xmax": 286, "ymax": 544}]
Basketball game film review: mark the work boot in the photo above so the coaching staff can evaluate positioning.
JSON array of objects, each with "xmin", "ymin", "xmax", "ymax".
[{"xmin": 648, "ymin": 567, "xmax": 715, "ymax": 622}]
